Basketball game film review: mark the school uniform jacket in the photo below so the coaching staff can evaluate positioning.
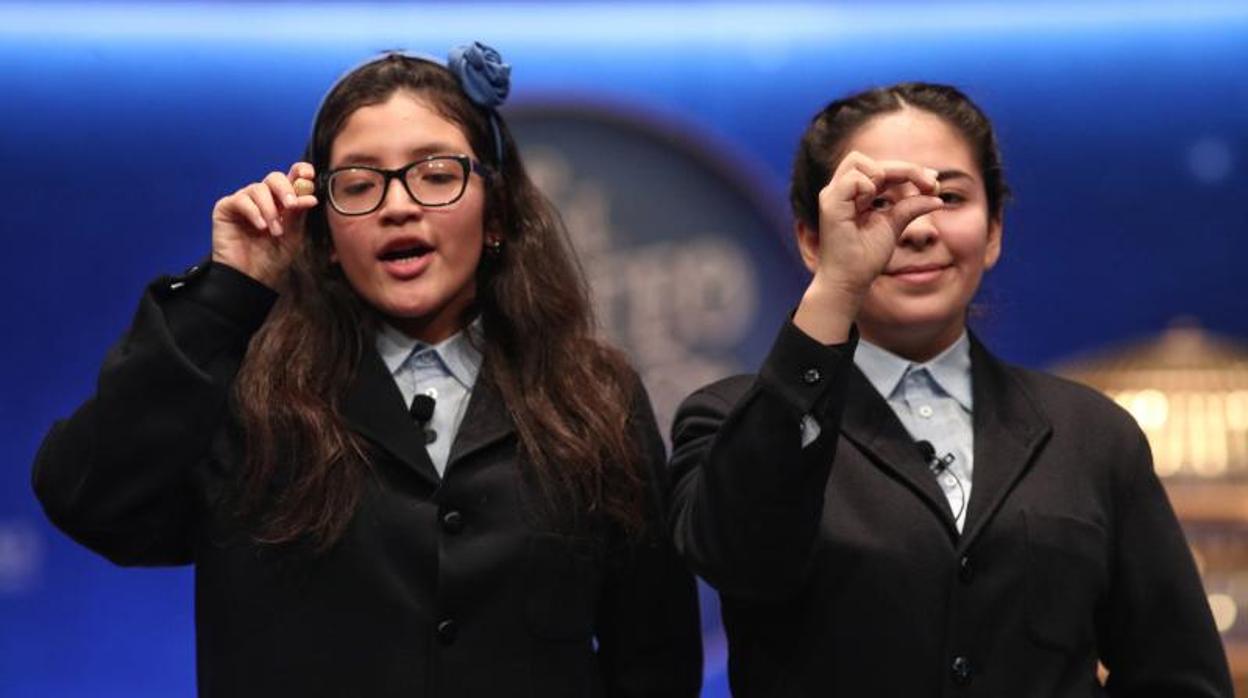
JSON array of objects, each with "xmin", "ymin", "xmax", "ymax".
[
  {"xmin": 669, "ymin": 320, "xmax": 1231, "ymax": 697},
  {"xmin": 33, "ymin": 262, "xmax": 702, "ymax": 698}
]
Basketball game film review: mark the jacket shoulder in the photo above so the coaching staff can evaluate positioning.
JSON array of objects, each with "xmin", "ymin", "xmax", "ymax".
[
  {"xmin": 1002, "ymin": 361, "xmax": 1143, "ymax": 439},
  {"xmin": 676, "ymin": 374, "xmax": 757, "ymax": 418}
]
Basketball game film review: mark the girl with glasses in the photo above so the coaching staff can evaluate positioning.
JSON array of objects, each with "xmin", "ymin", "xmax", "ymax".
[
  {"xmin": 33, "ymin": 45, "xmax": 701, "ymax": 698},
  {"xmin": 668, "ymin": 82, "xmax": 1231, "ymax": 697}
]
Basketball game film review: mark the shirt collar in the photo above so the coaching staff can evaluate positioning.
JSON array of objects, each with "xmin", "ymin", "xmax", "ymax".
[
  {"xmin": 854, "ymin": 332, "xmax": 973, "ymax": 411},
  {"xmin": 375, "ymin": 318, "xmax": 484, "ymax": 389},
  {"xmin": 853, "ymin": 338, "xmax": 911, "ymax": 402}
]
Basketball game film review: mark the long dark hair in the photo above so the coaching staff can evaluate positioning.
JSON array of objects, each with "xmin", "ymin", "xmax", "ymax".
[
  {"xmin": 790, "ymin": 82, "xmax": 1011, "ymax": 230},
  {"xmin": 233, "ymin": 54, "xmax": 644, "ymax": 550}
]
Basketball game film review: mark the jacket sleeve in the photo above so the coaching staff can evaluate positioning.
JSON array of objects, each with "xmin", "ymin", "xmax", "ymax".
[
  {"xmin": 596, "ymin": 377, "xmax": 704, "ymax": 698},
  {"xmin": 31, "ymin": 262, "xmax": 276, "ymax": 567},
  {"xmin": 668, "ymin": 319, "xmax": 857, "ymax": 602},
  {"xmin": 1100, "ymin": 425, "xmax": 1234, "ymax": 697}
]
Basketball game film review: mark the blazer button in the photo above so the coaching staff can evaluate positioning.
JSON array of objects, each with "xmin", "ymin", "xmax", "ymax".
[
  {"xmin": 441, "ymin": 509, "xmax": 464, "ymax": 535},
  {"xmin": 958, "ymin": 556, "xmax": 974, "ymax": 584},
  {"xmin": 802, "ymin": 368, "xmax": 822, "ymax": 385},
  {"xmin": 436, "ymin": 619, "xmax": 458, "ymax": 645},
  {"xmin": 950, "ymin": 655, "xmax": 973, "ymax": 685}
]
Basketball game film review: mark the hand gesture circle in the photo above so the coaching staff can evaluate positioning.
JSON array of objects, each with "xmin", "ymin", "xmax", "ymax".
[
  {"xmin": 813, "ymin": 151, "xmax": 944, "ymax": 292},
  {"xmin": 794, "ymin": 151, "xmax": 945, "ymax": 343}
]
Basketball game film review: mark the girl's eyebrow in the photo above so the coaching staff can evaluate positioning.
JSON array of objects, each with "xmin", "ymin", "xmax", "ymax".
[
  {"xmin": 334, "ymin": 143, "xmax": 464, "ymax": 168},
  {"xmin": 937, "ymin": 169, "xmax": 975, "ymax": 182}
]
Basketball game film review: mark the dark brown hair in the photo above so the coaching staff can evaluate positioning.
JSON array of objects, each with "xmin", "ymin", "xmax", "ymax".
[
  {"xmin": 233, "ymin": 54, "xmax": 644, "ymax": 550},
  {"xmin": 790, "ymin": 82, "xmax": 1011, "ymax": 231}
]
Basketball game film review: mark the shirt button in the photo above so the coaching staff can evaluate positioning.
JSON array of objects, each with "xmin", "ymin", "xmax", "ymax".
[
  {"xmin": 424, "ymin": 387, "xmax": 438, "ymax": 400},
  {"xmin": 441, "ymin": 509, "xmax": 464, "ymax": 534},
  {"xmin": 959, "ymin": 556, "xmax": 974, "ymax": 584},
  {"xmin": 917, "ymin": 405, "xmax": 934, "ymax": 418},
  {"xmin": 802, "ymin": 368, "xmax": 822, "ymax": 385},
  {"xmin": 951, "ymin": 655, "xmax": 973, "ymax": 685},
  {"xmin": 436, "ymin": 619, "xmax": 458, "ymax": 645}
]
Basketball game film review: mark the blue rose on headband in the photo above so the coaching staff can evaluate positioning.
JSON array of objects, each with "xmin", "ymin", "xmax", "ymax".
[{"xmin": 448, "ymin": 42, "xmax": 511, "ymax": 109}]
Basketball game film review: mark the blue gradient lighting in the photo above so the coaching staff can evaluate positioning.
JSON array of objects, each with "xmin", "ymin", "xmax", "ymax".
[{"xmin": 1, "ymin": 2, "xmax": 1246, "ymax": 44}]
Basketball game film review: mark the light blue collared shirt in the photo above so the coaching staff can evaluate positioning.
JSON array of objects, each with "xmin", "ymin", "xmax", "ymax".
[
  {"xmin": 376, "ymin": 320, "xmax": 484, "ymax": 476},
  {"xmin": 854, "ymin": 334, "xmax": 975, "ymax": 532}
]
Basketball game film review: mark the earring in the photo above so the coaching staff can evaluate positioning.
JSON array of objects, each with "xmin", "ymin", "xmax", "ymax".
[{"xmin": 485, "ymin": 238, "xmax": 504, "ymax": 257}]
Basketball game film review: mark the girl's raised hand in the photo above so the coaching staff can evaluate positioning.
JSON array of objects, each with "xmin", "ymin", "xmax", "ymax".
[
  {"xmin": 815, "ymin": 151, "xmax": 944, "ymax": 290},
  {"xmin": 794, "ymin": 151, "xmax": 944, "ymax": 343},
  {"xmin": 211, "ymin": 162, "xmax": 318, "ymax": 289}
]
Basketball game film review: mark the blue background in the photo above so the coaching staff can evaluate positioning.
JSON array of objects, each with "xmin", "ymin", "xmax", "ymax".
[{"xmin": 2, "ymin": 1, "xmax": 1246, "ymax": 695}]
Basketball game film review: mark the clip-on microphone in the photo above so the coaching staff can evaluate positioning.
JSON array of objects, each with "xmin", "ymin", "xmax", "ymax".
[
  {"xmin": 410, "ymin": 394, "xmax": 437, "ymax": 444},
  {"xmin": 916, "ymin": 439, "xmax": 965, "ymax": 521},
  {"xmin": 916, "ymin": 440, "xmax": 955, "ymax": 474}
]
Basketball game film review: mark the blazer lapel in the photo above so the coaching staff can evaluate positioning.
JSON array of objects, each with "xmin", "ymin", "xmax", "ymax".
[
  {"xmin": 342, "ymin": 346, "xmax": 441, "ymax": 488},
  {"xmin": 447, "ymin": 370, "xmax": 515, "ymax": 469},
  {"xmin": 840, "ymin": 366, "xmax": 959, "ymax": 537},
  {"xmin": 959, "ymin": 337, "xmax": 1052, "ymax": 549}
]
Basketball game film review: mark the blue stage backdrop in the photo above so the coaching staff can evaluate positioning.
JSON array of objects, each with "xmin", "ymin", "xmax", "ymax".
[{"xmin": 1, "ymin": 2, "xmax": 1245, "ymax": 696}]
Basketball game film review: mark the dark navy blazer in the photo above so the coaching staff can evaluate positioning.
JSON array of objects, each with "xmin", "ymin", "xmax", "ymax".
[
  {"xmin": 34, "ymin": 262, "xmax": 702, "ymax": 698},
  {"xmin": 670, "ymin": 320, "xmax": 1230, "ymax": 697}
]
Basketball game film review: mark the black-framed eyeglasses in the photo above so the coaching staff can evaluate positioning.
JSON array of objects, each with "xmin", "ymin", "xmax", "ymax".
[{"xmin": 321, "ymin": 154, "xmax": 488, "ymax": 216}]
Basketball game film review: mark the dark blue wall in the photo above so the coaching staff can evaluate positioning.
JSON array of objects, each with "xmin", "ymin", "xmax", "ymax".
[{"xmin": 2, "ymin": 3, "xmax": 1245, "ymax": 695}]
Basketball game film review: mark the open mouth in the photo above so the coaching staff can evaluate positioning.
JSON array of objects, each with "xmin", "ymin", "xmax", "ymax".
[
  {"xmin": 379, "ymin": 243, "xmax": 432, "ymax": 262},
  {"xmin": 377, "ymin": 241, "xmax": 435, "ymax": 279}
]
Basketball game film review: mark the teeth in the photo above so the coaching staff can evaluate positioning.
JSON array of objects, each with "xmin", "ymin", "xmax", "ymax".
[{"xmin": 381, "ymin": 246, "xmax": 430, "ymax": 261}]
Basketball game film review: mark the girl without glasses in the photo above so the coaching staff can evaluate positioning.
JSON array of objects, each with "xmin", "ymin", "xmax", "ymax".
[
  {"xmin": 669, "ymin": 82, "xmax": 1231, "ymax": 697},
  {"xmin": 33, "ymin": 46, "xmax": 701, "ymax": 698}
]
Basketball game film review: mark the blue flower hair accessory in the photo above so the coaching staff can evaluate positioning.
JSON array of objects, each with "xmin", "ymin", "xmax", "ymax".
[{"xmin": 447, "ymin": 42, "xmax": 511, "ymax": 166}]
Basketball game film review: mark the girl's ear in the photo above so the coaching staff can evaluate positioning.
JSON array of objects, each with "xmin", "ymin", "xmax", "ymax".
[
  {"xmin": 483, "ymin": 234, "xmax": 504, "ymax": 257},
  {"xmin": 795, "ymin": 220, "xmax": 821, "ymax": 274},
  {"xmin": 983, "ymin": 215, "xmax": 1003, "ymax": 270}
]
